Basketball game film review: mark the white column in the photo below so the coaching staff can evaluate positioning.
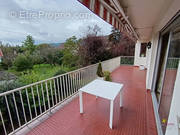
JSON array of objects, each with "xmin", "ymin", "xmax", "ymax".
[
  {"xmin": 109, "ymin": 100, "xmax": 114, "ymax": 129},
  {"xmin": 134, "ymin": 40, "xmax": 141, "ymax": 66},
  {"xmin": 79, "ymin": 91, "xmax": 83, "ymax": 113},
  {"xmin": 146, "ymin": 34, "xmax": 159, "ymax": 90}
]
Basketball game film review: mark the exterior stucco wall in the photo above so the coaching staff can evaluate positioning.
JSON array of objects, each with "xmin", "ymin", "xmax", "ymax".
[{"xmin": 146, "ymin": 33, "xmax": 159, "ymax": 89}]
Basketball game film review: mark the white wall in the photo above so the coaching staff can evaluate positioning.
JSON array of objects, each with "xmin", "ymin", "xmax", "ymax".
[
  {"xmin": 134, "ymin": 41, "xmax": 147, "ymax": 68},
  {"xmin": 146, "ymin": 33, "xmax": 159, "ymax": 89},
  {"xmin": 165, "ymin": 62, "xmax": 180, "ymax": 135}
]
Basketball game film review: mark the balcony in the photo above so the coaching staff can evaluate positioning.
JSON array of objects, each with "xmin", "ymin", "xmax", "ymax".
[{"xmin": 0, "ymin": 56, "xmax": 157, "ymax": 135}]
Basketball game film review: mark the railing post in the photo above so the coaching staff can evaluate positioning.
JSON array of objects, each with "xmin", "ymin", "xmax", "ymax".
[
  {"xmin": 5, "ymin": 95, "xmax": 15, "ymax": 132},
  {"xmin": 41, "ymin": 83, "xmax": 46, "ymax": 111},
  {"xmin": 12, "ymin": 92, "xmax": 21, "ymax": 127},
  {"xmin": 19, "ymin": 90, "xmax": 27, "ymax": 123},
  {"xmin": 31, "ymin": 86, "xmax": 37, "ymax": 117},
  {"xmin": 50, "ymin": 80, "xmax": 54, "ymax": 107},
  {"xmin": 45, "ymin": 82, "xmax": 50, "ymax": 111},
  {"xmin": 0, "ymin": 109, "xmax": 7, "ymax": 135},
  {"xmin": 57, "ymin": 77, "xmax": 61, "ymax": 102},
  {"xmin": 53, "ymin": 78, "xmax": 58, "ymax": 104},
  {"xmin": 36, "ymin": 85, "xmax": 42, "ymax": 114}
]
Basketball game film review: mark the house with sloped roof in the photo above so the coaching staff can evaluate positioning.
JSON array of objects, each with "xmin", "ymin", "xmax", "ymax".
[{"xmin": 0, "ymin": 49, "xmax": 3, "ymax": 62}]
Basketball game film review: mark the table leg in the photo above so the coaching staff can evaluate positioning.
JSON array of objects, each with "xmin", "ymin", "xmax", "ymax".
[
  {"xmin": 120, "ymin": 91, "xmax": 123, "ymax": 107},
  {"xmin": 79, "ymin": 91, "xmax": 83, "ymax": 113},
  {"xmin": 109, "ymin": 100, "xmax": 114, "ymax": 129}
]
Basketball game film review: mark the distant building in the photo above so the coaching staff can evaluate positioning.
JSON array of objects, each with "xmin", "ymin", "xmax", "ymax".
[{"xmin": 0, "ymin": 49, "xmax": 3, "ymax": 63}]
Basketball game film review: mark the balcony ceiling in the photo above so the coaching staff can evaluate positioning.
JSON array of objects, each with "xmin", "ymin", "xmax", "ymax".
[
  {"xmin": 79, "ymin": 0, "xmax": 174, "ymax": 42},
  {"xmin": 119, "ymin": 0, "xmax": 174, "ymax": 42}
]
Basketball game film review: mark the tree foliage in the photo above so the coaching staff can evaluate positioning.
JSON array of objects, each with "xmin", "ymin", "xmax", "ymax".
[
  {"xmin": 13, "ymin": 54, "xmax": 33, "ymax": 71},
  {"xmin": 0, "ymin": 44, "xmax": 18, "ymax": 69},
  {"xmin": 22, "ymin": 35, "xmax": 36, "ymax": 54},
  {"xmin": 36, "ymin": 43, "xmax": 64, "ymax": 65},
  {"xmin": 108, "ymin": 27, "xmax": 135, "ymax": 57},
  {"xmin": 86, "ymin": 24, "xmax": 101, "ymax": 36},
  {"xmin": 79, "ymin": 36, "xmax": 112, "ymax": 65},
  {"xmin": 62, "ymin": 36, "xmax": 80, "ymax": 67},
  {"xmin": 109, "ymin": 27, "xmax": 121, "ymax": 45}
]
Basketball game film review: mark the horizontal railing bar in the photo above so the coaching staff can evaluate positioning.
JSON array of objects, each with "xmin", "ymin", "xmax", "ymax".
[
  {"xmin": 0, "ymin": 67, "xmax": 93, "ymax": 96},
  {"xmin": 167, "ymin": 57, "xmax": 180, "ymax": 60}
]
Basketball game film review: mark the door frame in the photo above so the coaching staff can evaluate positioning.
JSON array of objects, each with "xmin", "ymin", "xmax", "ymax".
[
  {"xmin": 151, "ymin": 11, "xmax": 180, "ymax": 135},
  {"xmin": 157, "ymin": 32, "xmax": 172, "ymax": 108},
  {"xmin": 151, "ymin": 11, "xmax": 180, "ymax": 97}
]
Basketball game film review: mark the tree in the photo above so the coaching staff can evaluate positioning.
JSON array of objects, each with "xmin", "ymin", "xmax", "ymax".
[
  {"xmin": 13, "ymin": 54, "xmax": 33, "ymax": 71},
  {"xmin": 62, "ymin": 36, "xmax": 80, "ymax": 67},
  {"xmin": 0, "ymin": 44, "xmax": 18, "ymax": 69},
  {"xmin": 36, "ymin": 44, "xmax": 63, "ymax": 65},
  {"xmin": 109, "ymin": 27, "xmax": 121, "ymax": 45},
  {"xmin": 22, "ymin": 35, "xmax": 36, "ymax": 54},
  {"xmin": 78, "ymin": 25, "xmax": 113, "ymax": 66},
  {"xmin": 108, "ymin": 27, "xmax": 135, "ymax": 57},
  {"xmin": 79, "ymin": 36, "xmax": 112, "ymax": 65},
  {"xmin": 82, "ymin": 24, "xmax": 101, "ymax": 36}
]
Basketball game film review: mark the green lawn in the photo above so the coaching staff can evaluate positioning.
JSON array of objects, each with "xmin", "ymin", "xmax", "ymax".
[{"xmin": 8, "ymin": 64, "xmax": 71, "ymax": 85}]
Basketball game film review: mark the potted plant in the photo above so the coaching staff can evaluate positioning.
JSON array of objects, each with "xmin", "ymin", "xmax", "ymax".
[
  {"xmin": 103, "ymin": 71, "xmax": 112, "ymax": 81},
  {"xmin": 96, "ymin": 62, "xmax": 104, "ymax": 80}
]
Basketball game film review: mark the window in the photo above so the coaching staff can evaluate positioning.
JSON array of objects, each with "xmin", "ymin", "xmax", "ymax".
[{"xmin": 140, "ymin": 43, "xmax": 146, "ymax": 57}]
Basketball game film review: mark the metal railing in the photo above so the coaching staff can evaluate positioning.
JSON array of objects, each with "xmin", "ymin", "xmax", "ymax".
[
  {"xmin": 120, "ymin": 56, "xmax": 134, "ymax": 65},
  {"xmin": 167, "ymin": 57, "xmax": 180, "ymax": 69},
  {"xmin": 0, "ymin": 56, "xmax": 133, "ymax": 135}
]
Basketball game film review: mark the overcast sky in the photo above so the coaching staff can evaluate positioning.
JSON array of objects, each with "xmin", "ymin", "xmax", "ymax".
[{"xmin": 0, "ymin": 0, "xmax": 112, "ymax": 45}]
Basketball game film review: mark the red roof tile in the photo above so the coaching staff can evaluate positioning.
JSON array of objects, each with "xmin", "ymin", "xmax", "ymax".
[{"xmin": 0, "ymin": 49, "xmax": 3, "ymax": 57}]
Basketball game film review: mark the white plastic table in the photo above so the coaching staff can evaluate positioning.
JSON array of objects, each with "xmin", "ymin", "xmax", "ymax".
[{"xmin": 79, "ymin": 79, "xmax": 123, "ymax": 129}]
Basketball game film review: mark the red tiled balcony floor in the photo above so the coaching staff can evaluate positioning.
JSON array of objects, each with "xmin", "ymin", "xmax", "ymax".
[{"xmin": 27, "ymin": 66, "xmax": 157, "ymax": 135}]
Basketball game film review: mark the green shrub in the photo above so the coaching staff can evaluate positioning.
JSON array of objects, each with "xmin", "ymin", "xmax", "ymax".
[
  {"xmin": 29, "ymin": 52, "xmax": 44, "ymax": 65},
  {"xmin": 103, "ymin": 71, "xmax": 112, "ymax": 81},
  {"xmin": 13, "ymin": 54, "xmax": 33, "ymax": 71},
  {"xmin": 0, "ymin": 62, "xmax": 9, "ymax": 70},
  {"xmin": 54, "ymin": 69, "xmax": 67, "ymax": 76},
  {"xmin": 96, "ymin": 63, "xmax": 104, "ymax": 77},
  {"xmin": 18, "ymin": 70, "xmax": 41, "ymax": 84},
  {"xmin": 0, "ymin": 80, "xmax": 24, "ymax": 93}
]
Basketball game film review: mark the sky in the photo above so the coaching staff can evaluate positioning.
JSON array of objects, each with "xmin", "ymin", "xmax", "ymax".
[{"xmin": 0, "ymin": 0, "xmax": 112, "ymax": 45}]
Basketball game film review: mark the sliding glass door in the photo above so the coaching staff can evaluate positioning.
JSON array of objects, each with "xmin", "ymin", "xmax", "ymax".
[{"xmin": 154, "ymin": 15, "xmax": 180, "ymax": 134}]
